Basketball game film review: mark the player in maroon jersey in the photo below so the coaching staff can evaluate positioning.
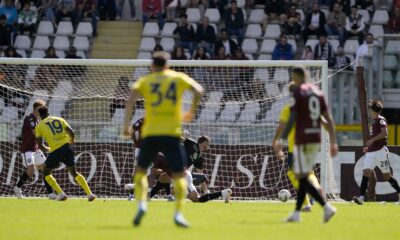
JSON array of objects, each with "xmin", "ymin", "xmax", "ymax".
[
  {"xmin": 277, "ymin": 67, "xmax": 338, "ymax": 223},
  {"xmin": 131, "ymin": 118, "xmax": 144, "ymax": 159},
  {"xmin": 353, "ymin": 99, "xmax": 400, "ymax": 205},
  {"xmin": 13, "ymin": 100, "xmax": 55, "ymax": 199}
]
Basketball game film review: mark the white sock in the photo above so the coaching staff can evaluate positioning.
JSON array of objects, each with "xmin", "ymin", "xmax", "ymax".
[{"xmin": 138, "ymin": 201, "xmax": 147, "ymax": 211}]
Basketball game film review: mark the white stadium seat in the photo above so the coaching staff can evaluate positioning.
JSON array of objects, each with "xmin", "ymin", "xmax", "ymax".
[
  {"xmin": 14, "ymin": 35, "xmax": 31, "ymax": 50},
  {"xmin": 288, "ymin": 39, "xmax": 297, "ymax": 53},
  {"xmin": 368, "ymin": 25, "xmax": 384, "ymax": 37},
  {"xmin": 264, "ymin": 24, "xmax": 281, "ymax": 39},
  {"xmin": 358, "ymin": 9, "xmax": 370, "ymax": 24},
  {"xmin": 73, "ymin": 36, "xmax": 90, "ymax": 51},
  {"xmin": 161, "ymin": 22, "xmax": 177, "ymax": 37},
  {"xmin": 137, "ymin": 51, "xmax": 152, "ymax": 59},
  {"xmin": 160, "ymin": 38, "xmax": 175, "ymax": 52},
  {"xmin": 139, "ymin": 37, "xmax": 156, "ymax": 51},
  {"xmin": 383, "ymin": 71, "xmax": 393, "ymax": 88},
  {"xmin": 76, "ymin": 22, "xmax": 93, "ymax": 36},
  {"xmin": 384, "ymin": 40, "xmax": 400, "ymax": 54},
  {"xmin": 33, "ymin": 36, "xmax": 50, "ymax": 50},
  {"xmin": 219, "ymin": 101, "xmax": 241, "ymax": 122},
  {"xmin": 260, "ymin": 39, "xmax": 276, "ymax": 54},
  {"xmin": 56, "ymin": 21, "xmax": 74, "ymax": 35},
  {"xmin": 254, "ymin": 68, "xmax": 269, "ymax": 82},
  {"xmin": 235, "ymin": 0, "xmax": 245, "ymax": 8},
  {"xmin": 37, "ymin": 21, "xmax": 54, "ymax": 35},
  {"xmin": 204, "ymin": 8, "xmax": 221, "ymax": 23},
  {"xmin": 16, "ymin": 50, "xmax": 27, "ymax": 58},
  {"xmin": 76, "ymin": 51, "xmax": 86, "ymax": 59},
  {"xmin": 186, "ymin": 8, "xmax": 201, "ymax": 22},
  {"xmin": 395, "ymin": 71, "xmax": 400, "ymax": 87},
  {"xmin": 238, "ymin": 102, "xmax": 260, "ymax": 122},
  {"xmin": 258, "ymin": 54, "xmax": 272, "ymax": 60},
  {"xmin": 133, "ymin": 67, "xmax": 150, "ymax": 80},
  {"xmin": 30, "ymin": 50, "xmax": 46, "ymax": 58},
  {"xmin": 142, "ymin": 22, "xmax": 159, "ymax": 37},
  {"xmin": 371, "ymin": 10, "xmax": 389, "ymax": 25},
  {"xmin": 344, "ymin": 40, "xmax": 359, "ymax": 54},
  {"xmin": 241, "ymin": 38, "xmax": 258, "ymax": 54},
  {"xmin": 296, "ymin": 9, "xmax": 304, "ymax": 21},
  {"xmin": 56, "ymin": 50, "xmax": 66, "ymax": 58},
  {"xmin": 245, "ymin": 53, "xmax": 254, "ymax": 60},
  {"xmin": 330, "ymin": 39, "xmax": 340, "ymax": 52},
  {"xmin": 265, "ymin": 82, "xmax": 280, "ymax": 96},
  {"xmin": 272, "ymin": 68, "xmax": 290, "ymax": 84},
  {"xmin": 304, "ymin": 39, "xmax": 319, "ymax": 50},
  {"xmin": 248, "ymin": 9, "xmax": 264, "ymax": 24},
  {"xmin": 53, "ymin": 36, "xmax": 70, "ymax": 51},
  {"xmin": 245, "ymin": 24, "xmax": 262, "ymax": 38},
  {"xmin": 383, "ymin": 55, "xmax": 398, "ymax": 70}
]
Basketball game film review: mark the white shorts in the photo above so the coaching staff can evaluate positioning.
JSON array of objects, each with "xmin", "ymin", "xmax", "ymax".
[
  {"xmin": 363, "ymin": 146, "xmax": 391, "ymax": 173},
  {"xmin": 185, "ymin": 171, "xmax": 198, "ymax": 194},
  {"xmin": 293, "ymin": 143, "xmax": 320, "ymax": 175},
  {"xmin": 23, "ymin": 151, "xmax": 46, "ymax": 167}
]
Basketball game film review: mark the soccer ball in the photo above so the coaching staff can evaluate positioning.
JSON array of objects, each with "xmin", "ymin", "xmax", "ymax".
[{"xmin": 278, "ymin": 189, "xmax": 291, "ymax": 202}]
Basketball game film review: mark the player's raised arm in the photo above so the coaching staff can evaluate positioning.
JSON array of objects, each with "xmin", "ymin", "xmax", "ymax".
[{"xmin": 122, "ymin": 88, "xmax": 140, "ymax": 138}]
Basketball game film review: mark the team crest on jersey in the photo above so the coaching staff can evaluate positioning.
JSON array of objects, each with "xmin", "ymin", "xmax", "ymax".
[{"xmin": 380, "ymin": 120, "xmax": 386, "ymax": 125}]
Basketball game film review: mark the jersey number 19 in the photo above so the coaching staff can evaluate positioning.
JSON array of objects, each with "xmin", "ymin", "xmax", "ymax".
[{"xmin": 46, "ymin": 120, "xmax": 63, "ymax": 135}]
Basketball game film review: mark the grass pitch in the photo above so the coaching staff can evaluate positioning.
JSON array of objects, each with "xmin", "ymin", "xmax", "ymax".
[{"xmin": 0, "ymin": 198, "xmax": 399, "ymax": 240}]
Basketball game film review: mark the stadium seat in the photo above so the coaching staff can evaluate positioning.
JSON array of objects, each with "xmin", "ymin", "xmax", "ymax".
[
  {"xmin": 14, "ymin": 35, "xmax": 31, "ymax": 50},
  {"xmin": 242, "ymin": 9, "xmax": 247, "ymax": 21},
  {"xmin": 33, "ymin": 36, "xmax": 50, "ymax": 50},
  {"xmin": 321, "ymin": 9, "xmax": 329, "ymax": 18},
  {"xmin": 219, "ymin": 101, "xmax": 241, "ymax": 122},
  {"xmin": 288, "ymin": 39, "xmax": 297, "ymax": 52},
  {"xmin": 260, "ymin": 39, "xmax": 276, "ymax": 53},
  {"xmin": 180, "ymin": 0, "xmax": 188, "ymax": 7},
  {"xmin": 237, "ymin": 102, "xmax": 260, "ymax": 122},
  {"xmin": 330, "ymin": 39, "xmax": 340, "ymax": 51},
  {"xmin": 344, "ymin": 40, "xmax": 359, "ymax": 54},
  {"xmin": 248, "ymin": 9, "xmax": 264, "ymax": 24},
  {"xmin": 137, "ymin": 51, "xmax": 152, "ymax": 59},
  {"xmin": 2, "ymin": 106, "xmax": 20, "ymax": 122},
  {"xmin": 304, "ymin": 39, "xmax": 319, "ymax": 50},
  {"xmin": 371, "ymin": 10, "xmax": 389, "ymax": 25},
  {"xmin": 241, "ymin": 38, "xmax": 258, "ymax": 54},
  {"xmin": 56, "ymin": 50, "xmax": 66, "ymax": 58},
  {"xmin": 254, "ymin": 68, "xmax": 269, "ymax": 82},
  {"xmin": 204, "ymin": 8, "xmax": 221, "ymax": 23},
  {"xmin": 56, "ymin": 21, "xmax": 74, "ymax": 35},
  {"xmin": 142, "ymin": 22, "xmax": 159, "ymax": 37},
  {"xmin": 358, "ymin": 9, "xmax": 370, "ymax": 24},
  {"xmin": 384, "ymin": 40, "xmax": 400, "ymax": 54},
  {"xmin": 272, "ymin": 68, "xmax": 290, "ymax": 84},
  {"xmin": 53, "ymin": 36, "xmax": 70, "ymax": 51},
  {"xmin": 30, "ymin": 50, "xmax": 45, "ymax": 58},
  {"xmin": 383, "ymin": 70, "xmax": 393, "ymax": 88},
  {"xmin": 139, "ymin": 37, "xmax": 156, "ymax": 51},
  {"xmin": 296, "ymin": 9, "xmax": 304, "ymax": 21},
  {"xmin": 48, "ymin": 99, "xmax": 67, "ymax": 117},
  {"xmin": 76, "ymin": 51, "xmax": 86, "ymax": 58},
  {"xmin": 186, "ymin": 8, "xmax": 201, "ymax": 22},
  {"xmin": 245, "ymin": 53, "xmax": 254, "ymax": 60},
  {"xmin": 368, "ymin": 25, "xmax": 384, "ymax": 37},
  {"xmin": 383, "ymin": 55, "xmax": 398, "ymax": 70},
  {"xmin": 161, "ymin": 22, "xmax": 177, "ymax": 37},
  {"xmin": 54, "ymin": 80, "xmax": 73, "ymax": 97},
  {"xmin": 395, "ymin": 71, "xmax": 400, "ymax": 87},
  {"xmin": 245, "ymin": 24, "xmax": 262, "ymax": 38},
  {"xmin": 258, "ymin": 54, "xmax": 272, "ymax": 60},
  {"xmin": 73, "ymin": 36, "xmax": 90, "ymax": 51},
  {"xmin": 111, "ymin": 108, "xmax": 124, "ymax": 124},
  {"xmin": 76, "ymin": 22, "xmax": 93, "ymax": 36},
  {"xmin": 133, "ymin": 67, "xmax": 150, "ymax": 80},
  {"xmin": 132, "ymin": 108, "xmax": 145, "ymax": 123},
  {"xmin": 235, "ymin": 0, "xmax": 245, "ymax": 8},
  {"xmin": 37, "ymin": 21, "xmax": 54, "ymax": 35},
  {"xmin": 160, "ymin": 37, "xmax": 175, "ymax": 52},
  {"xmin": 264, "ymin": 24, "xmax": 281, "ymax": 39},
  {"xmin": 265, "ymin": 82, "xmax": 280, "ymax": 96},
  {"xmin": 16, "ymin": 50, "xmax": 27, "ymax": 58}
]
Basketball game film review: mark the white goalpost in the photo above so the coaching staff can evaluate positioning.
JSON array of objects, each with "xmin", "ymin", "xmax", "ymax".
[{"xmin": 0, "ymin": 58, "xmax": 339, "ymax": 200}]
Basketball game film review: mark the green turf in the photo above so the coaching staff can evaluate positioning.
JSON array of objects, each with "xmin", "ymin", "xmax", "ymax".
[{"xmin": 0, "ymin": 198, "xmax": 399, "ymax": 240}]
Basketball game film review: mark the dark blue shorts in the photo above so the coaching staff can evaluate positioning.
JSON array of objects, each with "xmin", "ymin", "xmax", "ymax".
[
  {"xmin": 287, "ymin": 153, "xmax": 293, "ymax": 170},
  {"xmin": 138, "ymin": 136, "xmax": 186, "ymax": 173},
  {"xmin": 45, "ymin": 144, "xmax": 75, "ymax": 169}
]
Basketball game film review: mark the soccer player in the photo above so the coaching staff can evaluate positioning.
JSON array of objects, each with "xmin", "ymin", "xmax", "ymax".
[
  {"xmin": 353, "ymin": 99, "xmax": 400, "ymax": 205},
  {"xmin": 277, "ymin": 67, "xmax": 338, "ymax": 223},
  {"xmin": 122, "ymin": 51, "xmax": 204, "ymax": 228},
  {"xmin": 13, "ymin": 100, "xmax": 56, "ymax": 199},
  {"xmin": 35, "ymin": 106, "xmax": 96, "ymax": 201}
]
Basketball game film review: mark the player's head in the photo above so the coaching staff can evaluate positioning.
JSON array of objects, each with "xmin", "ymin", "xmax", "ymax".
[
  {"xmin": 32, "ymin": 100, "xmax": 46, "ymax": 116},
  {"xmin": 151, "ymin": 51, "xmax": 169, "ymax": 72},
  {"xmin": 292, "ymin": 66, "xmax": 307, "ymax": 85},
  {"xmin": 288, "ymin": 81, "xmax": 297, "ymax": 94},
  {"xmin": 197, "ymin": 135, "xmax": 210, "ymax": 153},
  {"xmin": 37, "ymin": 105, "xmax": 50, "ymax": 119},
  {"xmin": 369, "ymin": 99, "xmax": 383, "ymax": 116}
]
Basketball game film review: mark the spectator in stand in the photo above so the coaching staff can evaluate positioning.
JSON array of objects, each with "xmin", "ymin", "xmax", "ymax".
[
  {"xmin": 77, "ymin": 0, "xmax": 98, "ymax": 36},
  {"xmin": 18, "ymin": 1, "xmax": 37, "ymax": 37},
  {"xmin": 98, "ymin": 0, "xmax": 117, "ymax": 20},
  {"xmin": 303, "ymin": 3, "xmax": 327, "ymax": 43},
  {"xmin": 65, "ymin": 46, "xmax": 81, "ymax": 58},
  {"xmin": 196, "ymin": 16, "xmax": 216, "ymax": 54},
  {"xmin": 37, "ymin": 0, "xmax": 58, "ymax": 28},
  {"xmin": 55, "ymin": 0, "xmax": 76, "ymax": 25},
  {"xmin": 173, "ymin": 14, "xmax": 196, "ymax": 55},
  {"xmin": 116, "ymin": 0, "xmax": 136, "ymax": 20},
  {"xmin": 272, "ymin": 35, "xmax": 294, "ymax": 60},
  {"xmin": 345, "ymin": 5, "xmax": 365, "ymax": 45},
  {"xmin": 142, "ymin": 0, "xmax": 164, "ymax": 29},
  {"xmin": 152, "ymin": 44, "xmax": 163, "ymax": 53},
  {"xmin": 301, "ymin": 45, "xmax": 314, "ymax": 60},
  {"xmin": 314, "ymin": 34, "xmax": 335, "ymax": 68},
  {"xmin": 4, "ymin": 46, "xmax": 22, "ymax": 57},
  {"xmin": 334, "ymin": 46, "xmax": 352, "ymax": 70},
  {"xmin": 164, "ymin": 0, "xmax": 178, "ymax": 22},
  {"xmin": 171, "ymin": 46, "xmax": 187, "ymax": 60},
  {"xmin": 263, "ymin": 0, "xmax": 287, "ymax": 30},
  {"xmin": 209, "ymin": 0, "xmax": 228, "ymax": 17},
  {"xmin": 355, "ymin": 0, "xmax": 374, "ymax": 17},
  {"xmin": 0, "ymin": 0, "xmax": 18, "ymax": 27},
  {"xmin": 212, "ymin": 45, "xmax": 231, "ymax": 59},
  {"xmin": 214, "ymin": 28, "xmax": 238, "ymax": 56},
  {"xmin": 192, "ymin": 46, "xmax": 209, "ymax": 60},
  {"xmin": 225, "ymin": 0, "xmax": 244, "ymax": 45},
  {"xmin": 355, "ymin": 33, "xmax": 374, "ymax": 67},
  {"xmin": 0, "ymin": 15, "xmax": 11, "ymax": 48},
  {"xmin": 325, "ymin": 2, "xmax": 346, "ymax": 46},
  {"xmin": 330, "ymin": 0, "xmax": 350, "ymax": 15},
  {"xmin": 109, "ymin": 76, "xmax": 130, "ymax": 118},
  {"xmin": 388, "ymin": 7, "xmax": 400, "ymax": 33},
  {"xmin": 283, "ymin": 4, "xmax": 302, "ymax": 39},
  {"xmin": 44, "ymin": 46, "xmax": 59, "ymax": 58}
]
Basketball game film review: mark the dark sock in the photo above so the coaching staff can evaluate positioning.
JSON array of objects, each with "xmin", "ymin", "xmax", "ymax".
[
  {"xmin": 129, "ymin": 189, "xmax": 134, "ymax": 195},
  {"xmin": 360, "ymin": 176, "xmax": 369, "ymax": 197},
  {"xmin": 302, "ymin": 177, "xmax": 326, "ymax": 207},
  {"xmin": 198, "ymin": 191, "xmax": 222, "ymax": 203},
  {"xmin": 388, "ymin": 177, "xmax": 400, "ymax": 193},
  {"xmin": 16, "ymin": 172, "xmax": 29, "ymax": 188},
  {"xmin": 295, "ymin": 179, "xmax": 307, "ymax": 211},
  {"xmin": 150, "ymin": 182, "xmax": 163, "ymax": 198},
  {"xmin": 43, "ymin": 175, "xmax": 53, "ymax": 194},
  {"xmin": 163, "ymin": 184, "xmax": 171, "ymax": 195}
]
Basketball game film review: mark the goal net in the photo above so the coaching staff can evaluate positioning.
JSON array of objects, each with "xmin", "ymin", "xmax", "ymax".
[{"xmin": 0, "ymin": 58, "xmax": 339, "ymax": 200}]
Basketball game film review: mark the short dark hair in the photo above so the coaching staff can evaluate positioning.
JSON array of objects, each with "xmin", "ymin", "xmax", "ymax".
[
  {"xmin": 152, "ymin": 51, "xmax": 169, "ymax": 68},
  {"xmin": 369, "ymin": 99, "xmax": 383, "ymax": 113},
  {"xmin": 288, "ymin": 81, "xmax": 297, "ymax": 93},
  {"xmin": 38, "ymin": 105, "xmax": 49, "ymax": 119},
  {"xmin": 181, "ymin": 13, "xmax": 188, "ymax": 19},
  {"xmin": 33, "ymin": 100, "xmax": 45, "ymax": 110},
  {"xmin": 198, "ymin": 135, "xmax": 210, "ymax": 144},
  {"xmin": 292, "ymin": 66, "xmax": 306, "ymax": 79},
  {"xmin": 351, "ymin": 5, "xmax": 358, "ymax": 9},
  {"xmin": 367, "ymin": 33, "xmax": 374, "ymax": 38},
  {"xmin": 220, "ymin": 28, "xmax": 228, "ymax": 33}
]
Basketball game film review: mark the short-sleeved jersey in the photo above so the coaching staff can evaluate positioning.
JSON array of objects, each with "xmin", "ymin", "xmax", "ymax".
[
  {"xmin": 20, "ymin": 113, "xmax": 39, "ymax": 152},
  {"xmin": 132, "ymin": 69, "xmax": 201, "ymax": 138},
  {"xmin": 183, "ymin": 138, "xmax": 204, "ymax": 169},
  {"xmin": 368, "ymin": 115, "xmax": 387, "ymax": 152},
  {"xmin": 279, "ymin": 104, "xmax": 295, "ymax": 153},
  {"xmin": 132, "ymin": 118, "xmax": 144, "ymax": 148},
  {"xmin": 35, "ymin": 116, "xmax": 72, "ymax": 152},
  {"xmin": 291, "ymin": 83, "xmax": 328, "ymax": 145}
]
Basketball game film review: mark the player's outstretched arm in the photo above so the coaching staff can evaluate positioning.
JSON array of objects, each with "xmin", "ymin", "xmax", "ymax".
[
  {"xmin": 65, "ymin": 126, "xmax": 75, "ymax": 144},
  {"xmin": 322, "ymin": 110, "xmax": 338, "ymax": 157},
  {"xmin": 122, "ymin": 89, "xmax": 140, "ymax": 138},
  {"xmin": 183, "ymin": 84, "xmax": 204, "ymax": 123}
]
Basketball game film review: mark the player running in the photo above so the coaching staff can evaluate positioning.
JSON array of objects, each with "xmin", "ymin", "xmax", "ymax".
[
  {"xmin": 353, "ymin": 99, "xmax": 400, "ymax": 205},
  {"xmin": 276, "ymin": 67, "xmax": 338, "ymax": 223},
  {"xmin": 13, "ymin": 100, "xmax": 56, "ymax": 199},
  {"xmin": 122, "ymin": 51, "xmax": 204, "ymax": 228},
  {"xmin": 35, "ymin": 106, "xmax": 96, "ymax": 201}
]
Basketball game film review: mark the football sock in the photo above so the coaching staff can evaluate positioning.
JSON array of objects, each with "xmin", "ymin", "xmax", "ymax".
[
  {"xmin": 134, "ymin": 171, "xmax": 148, "ymax": 203},
  {"xmin": 45, "ymin": 175, "xmax": 63, "ymax": 194},
  {"xmin": 174, "ymin": 177, "xmax": 187, "ymax": 213},
  {"xmin": 295, "ymin": 179, "xmax": 307, "ymax": 211},
  {"xmin": 43, "ymin": 175, "xmax": 53, "ymax": 194},
  {"xmin": 360, "ymin": 176, "xmax": 369, "ymax": 197},
  {"xmin": 164, "ymin": 183, "xmax": 171, "ymax": 195},
  {"xmin": 388, "ymin": 178, "xmax": 400, "ymax": 193},
  {"xmin": 75, "ymin": 174, "xmax": 92, "ymax": 195},
  {"xmin": 150, "ymin": 181, "xmax": 163, "ymax": 198},
  {"xmin": 302, "ymin": 178, "xmax": 326, "ymax": 206},
  {"xmin": 287, "ymin": 171, "xmax": 311, "ymax": 207},
  {"xmin": 199, "ymin": 192, "xmax": 222, "ymax": 203},
  {"xmin": 16, "ymin": 172, "xmax": 29, "ymax": 188}
]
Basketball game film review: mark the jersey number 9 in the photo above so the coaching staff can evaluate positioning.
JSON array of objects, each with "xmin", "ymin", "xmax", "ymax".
[
  {"xmin": 45, "ymin": 120, "xmax": 63, "ymax": 135},
  {"xmin": 150, "ymin": 82, "xmax": 177, "ymax": 106}
]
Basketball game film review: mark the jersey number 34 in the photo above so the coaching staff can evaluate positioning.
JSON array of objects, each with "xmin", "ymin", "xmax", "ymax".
[{"xmin": 150, "ymin": 82, "xmax": 177, "ymax": 106}]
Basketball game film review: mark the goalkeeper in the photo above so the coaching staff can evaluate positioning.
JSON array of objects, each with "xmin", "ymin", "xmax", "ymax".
[{"xmin": 272, "ymin": 82, "xmax": 321, "ymax": 211}]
